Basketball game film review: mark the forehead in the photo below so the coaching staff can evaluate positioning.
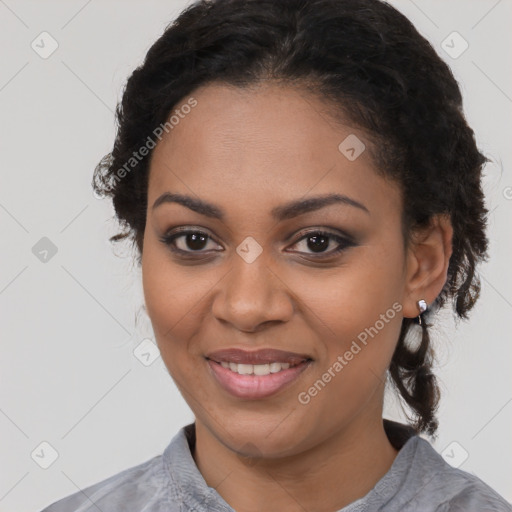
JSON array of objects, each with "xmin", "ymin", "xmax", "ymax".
[{"xmin": 148, "ymin": 82, "xmax": 400, "ymax": 221}]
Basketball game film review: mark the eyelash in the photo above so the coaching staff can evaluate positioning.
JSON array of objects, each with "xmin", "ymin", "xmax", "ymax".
[{"xmin": 159, "ymin": 227, "xmax": 356, "ymax": 259}]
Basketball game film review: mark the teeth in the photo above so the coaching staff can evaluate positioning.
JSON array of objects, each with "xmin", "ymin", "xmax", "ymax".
[
  {"xmin": 219, "ymin": 361, "xmax": 293, "ymax": 375},
  {"xmin": 238, "ymin": 364, "xmax": 253, "ymax": 375},
  {"xmin": 253, "ymin": 363, "xmax": 270, "ymax": 376},
  {"xmin": 270, "ymin": 362, "xmax": 286, "ymax": 373}
]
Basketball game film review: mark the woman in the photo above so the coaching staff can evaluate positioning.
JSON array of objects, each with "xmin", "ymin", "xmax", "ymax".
[{"xmin": 41, "ymin": 0, "xmax": 511, "ymax": 510}]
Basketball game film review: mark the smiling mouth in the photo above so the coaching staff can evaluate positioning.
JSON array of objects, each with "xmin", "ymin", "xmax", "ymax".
[
  {"xmin": 204, "ymin": 347, "xmax": 313, "ymax": 398},
  {"xmin": 212, "ymin": 360, "xmax": 303, "ymax": 376}
]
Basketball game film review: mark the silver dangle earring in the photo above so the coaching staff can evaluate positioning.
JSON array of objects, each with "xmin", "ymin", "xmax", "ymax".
[{"xmin": 417, "ymin": 299, "xmax": 427, "ymax": 325}]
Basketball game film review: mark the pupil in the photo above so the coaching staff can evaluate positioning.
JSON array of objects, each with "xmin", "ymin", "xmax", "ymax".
[
  {"xmin": 187, "ymin": 233, "xmax": 207, "ymax": 250},
  {"xmin": 308, "ymin": 234, "xmax": 329, "ymax": 253}
]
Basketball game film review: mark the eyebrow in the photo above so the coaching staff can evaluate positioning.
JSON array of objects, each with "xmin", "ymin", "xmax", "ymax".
[{"xmin": 152, "ymin": 192, "xmax": 370, "ymax": 221}]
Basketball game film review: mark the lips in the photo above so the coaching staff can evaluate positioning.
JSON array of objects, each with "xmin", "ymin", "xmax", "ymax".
[
  {"xmin": 205, "ymin": 348, "xmax": 313, "ymax": 399},
  {"xmin": 205, "ymin": 348, "xmax": 311, "ymax": 366}
]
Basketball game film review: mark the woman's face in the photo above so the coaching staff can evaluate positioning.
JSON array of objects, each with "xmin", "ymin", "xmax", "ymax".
[{"xmin": 142, "ymin": 82, "xmax": 415, "ymax": 457}]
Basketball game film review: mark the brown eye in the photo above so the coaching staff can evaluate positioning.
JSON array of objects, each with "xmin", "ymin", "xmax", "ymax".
[
  {"xmin": 289, "ymin": 230, "xmax": 356, "ymax": 257},
  {"xmin": 159, "ymin": 229, "xmax": 222, "ymax": 255}
]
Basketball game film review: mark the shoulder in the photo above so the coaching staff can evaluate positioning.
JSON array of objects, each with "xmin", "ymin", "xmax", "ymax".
[
  {"xmin": 39, "ymin": 451, "xmax": 172, "ymax": 512},
  {"xmin": 440, "ymin": 482, "xmax": 512, "ymax": 512},
  {"xmin": 38, "ymin": 424, "xmax": 222, "ymax": 512},
  {"xmin": 432, "ymin": 461, "xmax": 512, "ymax": 512},
  {"xmin": 402, "ymin": 437, "xmax": 511, "ymax": 512}
]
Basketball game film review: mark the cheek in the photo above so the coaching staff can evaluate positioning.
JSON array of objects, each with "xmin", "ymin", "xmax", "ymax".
[
  {"xmin": 292, "ymin": 245, "xmax": 405, "ymax": 344},
  {"xmin": 293, "ymin": 264, "xmax": 404, "ymax": 435},
  {"xmin": 290, "ymin": 240, "xmax": 405, "ymax": 408},
  {"xmin": 141, "ymin": 243, "xmax": 203, "ymax": 354}
]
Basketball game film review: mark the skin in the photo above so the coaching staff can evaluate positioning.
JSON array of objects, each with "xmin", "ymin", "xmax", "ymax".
[{"xmin": 141, "ymin": 82, "xmax": 453, "ymax": 512}]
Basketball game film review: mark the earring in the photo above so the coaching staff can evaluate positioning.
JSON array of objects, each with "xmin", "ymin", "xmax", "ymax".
[{"xmin": 417, "ymin": 299, "xmax": 427, "ymax": 325}]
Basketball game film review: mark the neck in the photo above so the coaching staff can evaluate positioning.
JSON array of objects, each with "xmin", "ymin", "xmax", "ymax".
[{"xmin": 192, "ymin": 410, "xmax": 399, "ymax": 512}]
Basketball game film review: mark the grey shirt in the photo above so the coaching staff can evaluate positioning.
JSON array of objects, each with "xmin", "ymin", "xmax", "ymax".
[{"xmin": 40, "ymin": 420, "xmax": 511, "ymax": 511}]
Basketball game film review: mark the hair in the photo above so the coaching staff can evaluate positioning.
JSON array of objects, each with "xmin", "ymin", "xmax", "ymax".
[{"xmin": 92, "ymin": 0, "xmax": 489, "ymax": 436}]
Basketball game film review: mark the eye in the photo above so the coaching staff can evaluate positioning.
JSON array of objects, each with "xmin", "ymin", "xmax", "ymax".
[
  {"xmin": 288, "ymin": 229, "xmax": 356, "ymax": 258},
  {"xmin": 159, "ymin": 227, "xmax": 356, "ymax": 259},
  {"xmin": 159, "ymin": 228, "xmax": 222, "ymax": 255}
]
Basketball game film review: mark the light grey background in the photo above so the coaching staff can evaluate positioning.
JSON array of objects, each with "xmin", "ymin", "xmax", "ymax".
[{"xmin": 0, "ymin": 1, "xmax": 511, "ymax": 511}]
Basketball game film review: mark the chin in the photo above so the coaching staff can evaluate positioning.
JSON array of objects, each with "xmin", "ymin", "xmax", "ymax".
[{"xmin": 203, "ymin": 406, "xmax": 320, "ymax": 459}]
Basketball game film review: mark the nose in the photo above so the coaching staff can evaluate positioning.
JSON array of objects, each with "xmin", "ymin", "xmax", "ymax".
[{"xmin": 211, "ymin": 251, "xmax": 294, "ymax": 333}]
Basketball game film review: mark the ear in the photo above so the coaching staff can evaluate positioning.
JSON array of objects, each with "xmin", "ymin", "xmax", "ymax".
[{"xmin": 402, "ymin": 214, "xmax": 453, "ymax": 319}]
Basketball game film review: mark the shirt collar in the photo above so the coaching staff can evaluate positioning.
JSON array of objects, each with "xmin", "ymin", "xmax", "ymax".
[
  {"xmin": 163, "ymin": 423, "xmax": 234, "ymax": 511},
  {"xmin": 163, "ymin": 420, "xmax": 420, "ymax": 511}
]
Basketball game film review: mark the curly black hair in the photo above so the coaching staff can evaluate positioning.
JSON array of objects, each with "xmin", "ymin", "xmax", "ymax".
[{"xmin": 92, "ymin": 0, "xmax": 489, "ymax": 436}]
